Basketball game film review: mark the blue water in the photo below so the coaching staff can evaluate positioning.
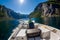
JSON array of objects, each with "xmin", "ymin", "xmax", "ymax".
[
  {"xmin": 0, "ymin": 20, "xmax": 19, "ymax": 40},
  {"xmin": 32, "ymin": 17, "xmax": 60, "ymax": 29},
  {"xmin": 0, "ymin": 17, "xmax": 60, "ymax": 40}
]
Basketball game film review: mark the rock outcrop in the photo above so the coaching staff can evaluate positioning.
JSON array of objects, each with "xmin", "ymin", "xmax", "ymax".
[
  {"xmin": 0, "ymin": 5, "xmax": 28, "ymax": 20},
  {"xmin": 30, "ymin": 0, "xmax": 60, "ymax": 18},
  {"xmin": 0, "ymin": 5, "xmax": 15, "ymax": 20}
]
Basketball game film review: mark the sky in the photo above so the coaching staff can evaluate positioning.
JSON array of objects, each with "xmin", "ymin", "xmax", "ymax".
[{"xmin": 0, "ymin": 0, "xmax": 47, "ymax": 14}]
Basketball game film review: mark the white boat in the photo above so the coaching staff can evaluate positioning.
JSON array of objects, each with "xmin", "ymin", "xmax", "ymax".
[{"xmin": 8, "ymin": 21, "xmax": 60, "ymax": 40}]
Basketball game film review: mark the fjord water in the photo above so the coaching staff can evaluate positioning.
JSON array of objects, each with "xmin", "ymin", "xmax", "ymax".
[
  {"xmin": 0, "ymin": 17, "xmax": 60, "ymax": 40},
  {"xmin": 0, "ymin": 20, "xmax": 19, "ymax": 40},
  {"xmin": 32, "ymin": 17, "xmax": 60, "ymax": 29}
]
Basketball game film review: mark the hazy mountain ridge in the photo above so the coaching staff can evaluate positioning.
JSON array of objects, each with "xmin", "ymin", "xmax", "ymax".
[
  {"xmin": 0, "ymin": 5, "xmax": 14, "ymax": 20},
  {"xmin": 29, "ymin": 0, "xmax": 60, "ymax": 18},
  {"xmin": 0, "ymin": 5, "xmax": 28, "ymax": 20}
]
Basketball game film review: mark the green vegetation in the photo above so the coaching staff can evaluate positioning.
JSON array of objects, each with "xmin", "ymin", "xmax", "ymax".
[
  {"xmin": 29, "ymin": 10, "xmax": 42, "ymax": 18},
  {"xmin": 29, "ymin": 0, "xmax": 60, "ymax": 18},
  {"xmin": 49, "ymin": 0, "xmax": 56, "ymax": 1},
  {"xmin": 44, "ymin": 1, "xmax": 60, "ymax": 5},
  {"xmin": 0, "ymin": 5, "xmax": 5, "ymax": 17}
]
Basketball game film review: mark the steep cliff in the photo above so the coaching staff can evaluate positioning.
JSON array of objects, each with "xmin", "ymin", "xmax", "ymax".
[
  {"xmin": 0, "ymin": 5, "xmax": 26, "ymax": 20},
  {"xmin": 0, "ymin": 5, "xmax": 13, "ymax": 20},
  {"xmin": 29, "ymin": 0, "xmax": 60, "ymax": 18}
]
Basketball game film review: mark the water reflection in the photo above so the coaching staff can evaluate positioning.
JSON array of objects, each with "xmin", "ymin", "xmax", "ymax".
[
  {"xmin": 0, "ymin": 20, "xmax": 19, "ymax": 40},
  {"xmin": 32, "ymin": 17, "xmax": 60, "ymax": 29}
]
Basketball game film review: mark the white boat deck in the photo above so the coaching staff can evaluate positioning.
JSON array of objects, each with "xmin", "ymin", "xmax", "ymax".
[
  {"xmin": 16, "ymin": 29, "xmax": 27, "ymax": 37},
  {"xmin": 8, "ymin": 22, "xmax": 60, "ymax": 40}
]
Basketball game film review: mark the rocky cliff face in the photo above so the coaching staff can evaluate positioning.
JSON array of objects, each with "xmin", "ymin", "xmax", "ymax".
[
  {"xmin": 30, "ymin": 1, "xmax": 60, "ymax": 18},
  {"xmin": 41, "ymin": 3, "xmax": 60, "ymax": 17},
  {"xmin": 0, "ymin": 5, "xmax": 25, "ymax": 20},
  {"xmin": 0, "ymin": 5, "xmax": 29, "ymax": 20},
  {"xmin": 0, "ymin": 5, "xmax": 14, "ymax": 20}
]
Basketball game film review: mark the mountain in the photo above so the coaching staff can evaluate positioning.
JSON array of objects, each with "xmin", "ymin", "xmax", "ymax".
[
  {"xmin": 0, "ymin": 5, "xmax": 28, "ymax": 20},
  {"xmin": 0, "ymin": 5, "xmax": 13, "ymax": 20},
  {"xmin": 29, "ymin": 0, "xmax": 60, "ymax": 18}
]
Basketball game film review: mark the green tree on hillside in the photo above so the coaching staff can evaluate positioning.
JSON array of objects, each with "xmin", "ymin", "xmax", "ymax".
[
  {"xmin": 29, "ymin": 10, "xmax": 42, "ymax": 18},
  {"xmin": 0, "ymin": 5, "xmax": 5, "ymax": 17},
  {"xmin": 49, "ymin": 0, "xmax": 56, "ymax": 1}
]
